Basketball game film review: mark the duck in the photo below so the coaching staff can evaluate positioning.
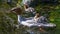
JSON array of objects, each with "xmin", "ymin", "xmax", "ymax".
[{"xmin": 10, "ymin": 7, "xmax": 56, "ymax": 28}]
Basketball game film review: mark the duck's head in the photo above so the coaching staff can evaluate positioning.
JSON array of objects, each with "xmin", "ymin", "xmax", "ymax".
[{"xmin": 10, "ymin": 7, "xmax": 23, "ymax": 15}]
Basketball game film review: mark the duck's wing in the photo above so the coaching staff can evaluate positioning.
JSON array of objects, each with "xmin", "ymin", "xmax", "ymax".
[
  {"xmin": 18, "ymin": 15, "xmax": 56, "ymax": 28},
  {"xmin": 21, "ymin": 21, "xmax": 56, "ymax": 28},
  {"xmin": 25, "ymin": 17, "xmax": 34, "ymax": 20}
]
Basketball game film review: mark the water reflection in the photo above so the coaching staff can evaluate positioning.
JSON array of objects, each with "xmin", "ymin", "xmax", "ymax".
[
  {"xmin": 24, "ymin": 28, "xmax": 56, "ymax": 34},
  {"xmin": 25, "ymin": 30, "xmax": 55, "ymax": 34},
  {"xmin": 16, "ymin": 26, "xmax": 56, "ymax": 34}
]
